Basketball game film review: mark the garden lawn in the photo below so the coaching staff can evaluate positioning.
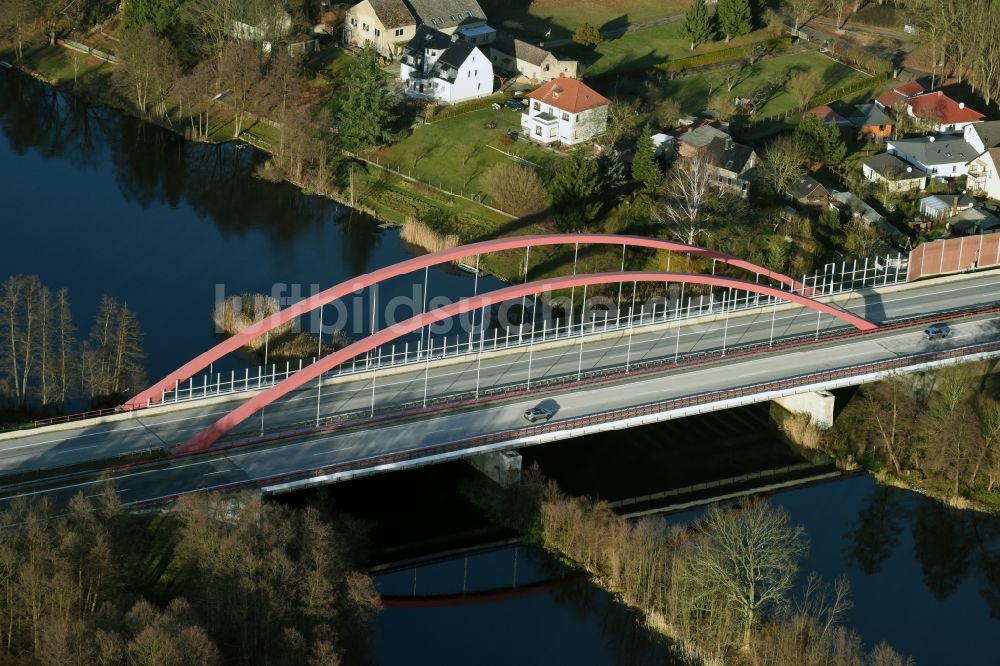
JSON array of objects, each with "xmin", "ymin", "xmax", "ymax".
[
  {"xmin": 369, "ymin": 107, "xmax": 563, "ymax": 201},
  {"xmin": 481, "ymin": 0, "xmax": 688, "ymax": 39},
  {"xmin": 567, "ymin": 25, "xmax": 774, "ymax": 78},
  {"xmin": 650, "ymin": 51, "xmax": 866, "ymax": 118},
  {"xmin": 21, "ymin": 44, "xmax": 111, "ymax": 85}
]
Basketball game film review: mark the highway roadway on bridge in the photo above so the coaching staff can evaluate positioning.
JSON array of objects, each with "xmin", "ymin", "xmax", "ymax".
[{"xmin": 1, "ymin": 271, "xmax": 998, "ymax": 508}]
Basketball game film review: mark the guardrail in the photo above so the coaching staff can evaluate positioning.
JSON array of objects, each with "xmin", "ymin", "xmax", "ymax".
[{"xmin": 108, "ymin": 305, "xmax": 1000, "ymax": 507}]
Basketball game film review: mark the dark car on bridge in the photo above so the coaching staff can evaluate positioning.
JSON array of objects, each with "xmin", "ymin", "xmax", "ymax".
[{"xmin": 923, "ymin": 323, "xmax": 951, "ymax": 340}]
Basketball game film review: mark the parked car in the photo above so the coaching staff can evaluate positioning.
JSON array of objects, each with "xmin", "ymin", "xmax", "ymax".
[
  {"xmin": 504, "ymin": 98, "xmax": 526, "ymax": 111},
  {"xmin": 523, "ymin": 406, "xmax": 553, "ymax": 423},
  {"xmin": 923, "ymin": 324, "xmax": 951, "ymax": 340}
]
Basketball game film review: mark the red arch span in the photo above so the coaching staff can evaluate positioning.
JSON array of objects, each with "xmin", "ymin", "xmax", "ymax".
[
  {"xmin": 172, "ymin": 271, "xmax": 874, "ymax": 455},
  {"xmin": 125, "ymin": 234, "xmax": 798, "ymax": 410}
]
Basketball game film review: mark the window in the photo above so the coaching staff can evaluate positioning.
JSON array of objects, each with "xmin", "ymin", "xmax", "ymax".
[
  {"xmin": 575, "ymin": 114, "xmax": 580, "ymax": 121},
  {"xmin": 561, "ymin": 112, "xmax": 569, "ymax": 121},
  {"xmin": 533, "ymin": 101, "xmax": 540, "ymax": 111},
  {"xmin": 374, "ymin": 28, "xmax": 380, "ymax": 36},
  {"xmin": 474, "ymin": 69, "xmax": 478, "ymax": 76},
  {"xmin": 535, "ymin": 125, "xmax": 541, "ymax": 136},
  {"xmin": 468, "ymin": 71, "xmax": 471, "ymax": 77},
  {"xmin": 350, "ymin": 17, "xmax": 357, "ymax": 26},
  {"xmin": 395, "ymin": 28, "xmax": 404, "ymax": 36},
  {"xmin": 362, "ymin": 22, "xmax": 369, "ymax": 31}
]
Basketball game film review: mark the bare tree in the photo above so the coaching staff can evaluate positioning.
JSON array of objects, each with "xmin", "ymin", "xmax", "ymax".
[
  {"xmin": 681, "ymin": 501, "xmax": 808, "ymax": 651},
  {"xmin": 760, "ymin": 135, "xmax": 808, "ymax": 197},
  {"xmin": 217, "ymin": 41, "xmax": 264, "ymax": 139},
  {"xmin": 831, "ymin": 0, "xmax": 852, "ymax": 29},
  {"xmin": 0, "ymin": 0, "xmax": 41, "ymax": 61},
  {"xmin": 180, "ymin": 0, "xmax": 241, "ymax": 63},
  {"xmin": 788, "ymin": 70, "xmax": 821, "ymax": 111},
  {"xmin": 657, "ymin": 154, "xmax": 714, "ymax": 245},
  {"xmin": 115, "ymin": 26, "xmax": 180, "ymax": 117},
  {"xmin": 784, "ymin": 0, "xmax": 826, "ymax": 31}
]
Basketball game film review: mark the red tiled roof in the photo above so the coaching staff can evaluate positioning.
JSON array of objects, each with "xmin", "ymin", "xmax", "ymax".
[
  {"xmin": 876, "ymin": 90, "xmax": 905, "ymax": 108},
  {"xmin": 527, "ymin": 76, "xmax": 610, "ymax": 114},
  {"xmin": 895, "ymin": 80, "xmax": 925, "ymax": 96},
  {"xmin": 906, "ymin": 91, "xmax": 985, "ymax": 125},
  {"xmin": 806, "ymin": 104, "xmax": 850, "ymax": 126}
]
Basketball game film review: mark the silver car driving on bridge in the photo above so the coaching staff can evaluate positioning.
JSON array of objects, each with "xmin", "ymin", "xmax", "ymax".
[{"xmin": 523, "ymin": 407, "xmax": 554, "ymax": 423}]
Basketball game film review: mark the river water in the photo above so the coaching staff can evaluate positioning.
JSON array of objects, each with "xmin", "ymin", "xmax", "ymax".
[{"xmin": 2, "ymin": 71, "xmax": 998, "ymax": 665}]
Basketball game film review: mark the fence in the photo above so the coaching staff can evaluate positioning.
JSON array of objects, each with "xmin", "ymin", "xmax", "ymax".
[
  {"xmin": 148, "ymin": 252, "xmax": 907, "ymax": 407},
  {"xmin": 907, "ymin": 233, "xmax": 1000, "ymax": 281},
  {"xmin": 59, "ymin": 38, "xmax": 118, "ymax": 64}
]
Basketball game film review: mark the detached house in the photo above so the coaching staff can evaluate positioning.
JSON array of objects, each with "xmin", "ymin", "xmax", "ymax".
[
  {"xmin": 874, "ymin": 80, "xmax": 925, "ymax": 110},
  {"xmin": 886, "ymin": 135, "xmax": 979, "ymax": 179},
  {"xmin": 400, "ymin": 26, "xmax": 493, "ymax": 103},
  {"xmin": 968, "ymin": 149, "xmax": 1000, "ymax": 201},
  {"xmin": 521, "ymin": 76, "xmax": 609, "ymax": 146},
  {"xmin": 344, "ymin": 0, "xmax": 417, "ymax": 60},
  {"xmin": 789, "ymin": 175, "xmax": 829, "ymax": 207},
  {"xmin": 345, "ymin": 0, "xmax": 490, "ymax": 60},
  {"xmin": 905, "ymin": 91, "xmax": 985, "ymax": 133},
  {"xmin": 849, "ymin": 103, "xmax": 894, "ymax": 141},
  {"xmin": 964, "ymin": 120, "xmax": 1000, "ymax": 153},
  {"xmin": 489, "ymin": 36, "xmax": 579, "ymax": 83},
  {"xmin": 862, "ymin": 152, "xmax": 927, "ymax": 192}
]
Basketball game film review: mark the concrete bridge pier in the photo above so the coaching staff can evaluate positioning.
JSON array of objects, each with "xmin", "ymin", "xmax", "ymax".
[
  {"xmin": 772, "ymin": 391, "xmax": 836, "ymax": 430},
  {"xmin": 467, "ymin": 449, "xmax": 522, "ymax": 487}
]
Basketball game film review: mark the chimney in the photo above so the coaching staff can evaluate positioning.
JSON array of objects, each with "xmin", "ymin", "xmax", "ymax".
[{"xmin": 951, "ymin": 196, "xmax": 958, "ymax": 217}]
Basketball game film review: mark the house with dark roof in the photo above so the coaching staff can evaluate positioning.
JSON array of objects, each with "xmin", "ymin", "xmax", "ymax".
[
  {"xmin": 886, "ymin": 135, "xmax": 979, "ymax": 178},
  {"xmin": 849, "ymin": 103, "xmax": 894, "ymax": 141},
  {"xmin": 674, "ymin": 123, "xmax": 729, "ymax": 158},
  {"xmin": 905, "ymin": 91, "xmax": 985, "ymax": 133},
  {"xmin": 706, "ymin": 137, "xmax": 756, "ymax": 196},
  {"xmin": 488, "ymin": 36, "xmax": 579, "ymax": 82},
  {"xmin": 789, "ymin": 175, "xmax": 829, "ymax": 207},
  {"xmin": 874, "ymin": 80, "xmax": 925, "ymax": 109},
  {"xmin": 345, "ymin": 0, "xmax": 418, "ymax": 59},
  {"xmin": 399, "ymin": 26, "xmax": 493, "ymax": 103},
  {"xmin": 947, "ymin": 206, "xmax": 1000, "ymax": 236},
  {"xmin": 345, "ymin": 0, "xmax": 491, "ymax": 60},
  {"xmin": 964, "ymin": 120, "xmax": 1000, "ymax": 154},
  {"xmin": 406, "ymin": 0, "xmax": 488, "ymax": 34},
  {"xmin": 521, "ymin": 76, "xmax": 609, "ymax": 145},
  {"xmin": 862, "ymin": 152, "xmax": 927, "ymax": 192}
]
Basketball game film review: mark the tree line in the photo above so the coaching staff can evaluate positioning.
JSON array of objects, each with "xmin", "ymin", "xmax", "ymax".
[
  {"xmin": 0, "ymin": 275, "xmax": 144, "ymax": 415},
  {"xmin": 0, "ymin": 489, "xmax": 380, "ymax": 665},
  {"xmin": 822, "ymin": 361, "xmax": 1000, "ymax": 507},
  {"xmin": 469, "ymin": 468, "xmax": 914, "ymax": 665}
]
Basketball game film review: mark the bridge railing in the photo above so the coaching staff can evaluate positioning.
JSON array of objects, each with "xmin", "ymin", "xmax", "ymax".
[{"xmin": 149, "ymin": 254, "xmax": 906, "ymax": 408}]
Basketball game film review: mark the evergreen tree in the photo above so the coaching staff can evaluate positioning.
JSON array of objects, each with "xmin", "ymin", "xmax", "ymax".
[
  {"xmin": 681, "ymin": 0, "xmax": 715, "ymax": 50},
  {"xmin": 548, "ymin": 148, "xmax": 604, "ymax": 231},
  {"xmin": 599, "ymin": 151, "xmax": 629, "ymax": 202},
  {"xmin": 794, "ymin": 113, "xmax": 847, "ymax": 165},
  {"xmin": 631, "ymin": 125, "xmax": 663, "ymax": 194},
  {"xmin": 337, "ymin": 44, "xmax": 397, "ymax": 152},
  {"xmin": 718, "ymin": 0, "xmax": 753, "ymax": 42},
  {"xmin": 573, "ymin": 22, "xmax": 603, "ymax": 46},
  {"xmin": 122, "ymin": 0, "xmax": 182, "ymax": 34}
]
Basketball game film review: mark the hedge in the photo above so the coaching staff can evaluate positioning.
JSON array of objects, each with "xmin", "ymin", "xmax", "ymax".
[
  {"xmin": 805, "ymin": 71, "xmax": 889, "ymax": 110},
  {"xmin": 426, "ymin": 92, "xmax": 509, "ymax": 123},
  {"xmin": 655, "ymin": 36, "xmax": 793, "ymax": 74}
]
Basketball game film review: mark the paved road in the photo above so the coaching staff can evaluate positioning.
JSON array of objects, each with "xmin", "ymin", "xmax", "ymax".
[{"xmin": 1, "ymin": 272, "xmax": 998, "ymax": 508}]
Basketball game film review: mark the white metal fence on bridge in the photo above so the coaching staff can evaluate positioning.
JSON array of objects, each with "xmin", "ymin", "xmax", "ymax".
[{"xmin": 152, "ymin": 253, "xmax": 907, "ymax": 407}]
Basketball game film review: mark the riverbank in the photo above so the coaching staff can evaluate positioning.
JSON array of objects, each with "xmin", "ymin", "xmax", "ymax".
[{"xmin": 0, "ymin": 40, "xmax": 537, "ymax": 280}]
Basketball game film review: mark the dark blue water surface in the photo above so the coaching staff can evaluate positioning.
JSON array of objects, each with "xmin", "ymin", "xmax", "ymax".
[{"xmin": 0, "ymin": 72, "xmax": 501, "ymax": 385}]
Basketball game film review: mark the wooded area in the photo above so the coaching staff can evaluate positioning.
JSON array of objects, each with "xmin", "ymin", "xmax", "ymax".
[{"xmin": 0, "ymin": 489, "xmax": 379, "ymax": 665}]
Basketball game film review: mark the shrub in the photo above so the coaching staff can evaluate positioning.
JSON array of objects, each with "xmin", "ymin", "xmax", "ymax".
[
  {"xmin": 400, "ymin": 216, "xmax": 460, "ymax": 253},
  {"xmin": 498, "ymin": 133, "xmax": 514, "ymax": 149},
  {"xmin": 426, "ymin": 93, "xmax": 507, "ymax": 122},
  {"xmin": 573, "ymin": 22, "xmax": 603, "ymax": 46},
  {"xmin": 481, "ymin": 162, "xmax": 548, "ymax": 217},
  {"xmin": 213, "ymin": 294, "xmax": 292, "ymax": 351}
]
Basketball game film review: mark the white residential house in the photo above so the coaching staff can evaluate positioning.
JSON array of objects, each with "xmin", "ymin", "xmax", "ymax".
[
  {"xmin": 886, "ymin": 135, "xmax": 979, "ymax": 179},
  {"xmin": 521, "ymin": 76, "xmax": 609, "ymax": 145},
  {"xmin": 905, "ymin": 91, "xmax": 985, "ymax": 133},
  {"xmin": 964, "ymin": 120, "xmax": 1000, "ymax": 154},
  {"xmin": 861, "ymin": 152, "xmax": 927, "ymax": 193},
  {"xmin": 399, "ymin": 27, "xmax": 493, "ymax": 103},
  {"xmin": 967, "ymin": 149, "xmax": 1000, "ymax": 201},
  {"xmin": 230, "ymin": 8, "xmax": 291, "ymax": 52}
]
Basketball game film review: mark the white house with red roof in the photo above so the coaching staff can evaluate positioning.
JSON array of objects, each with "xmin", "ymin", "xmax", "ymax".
[
  {"xmin": 521, "ymin": 76, "xmax": 609, "ymax": 145},
  {"xmin": 905, "ymin": 91, "xmax": 985, "ymax": 133}
]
